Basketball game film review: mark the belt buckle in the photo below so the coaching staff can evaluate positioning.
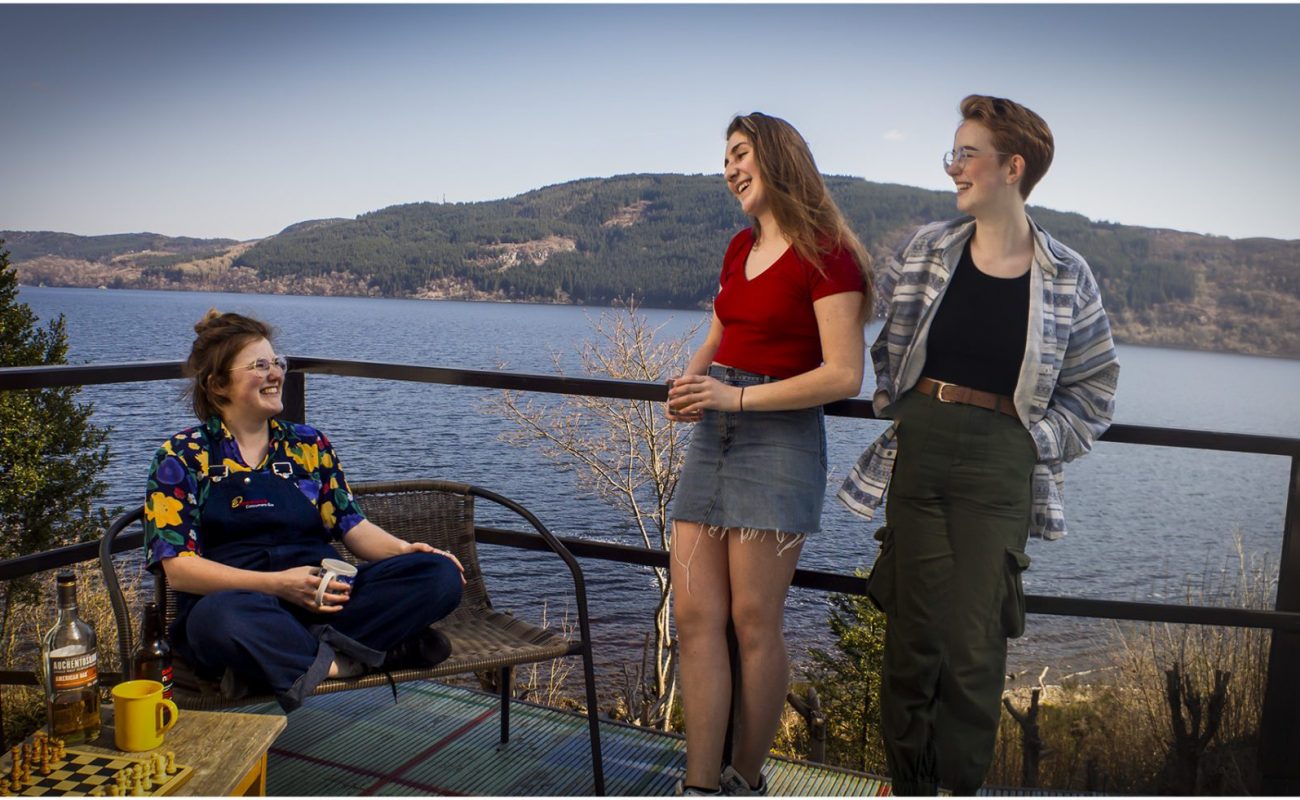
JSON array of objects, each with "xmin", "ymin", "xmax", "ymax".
[{"xmin": 933, "ymin": 380, "xmax": 959, "ymax": 403}]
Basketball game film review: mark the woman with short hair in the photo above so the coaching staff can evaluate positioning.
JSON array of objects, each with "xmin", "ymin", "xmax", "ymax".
[{"xmin": 839, "ymin": 95, "xmax": 1119, "ymax": 794}]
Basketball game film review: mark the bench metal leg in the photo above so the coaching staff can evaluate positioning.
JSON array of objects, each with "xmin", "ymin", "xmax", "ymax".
[
  {"xmin": 580, "ymin": 639, "xmax": 606, "ymax": 795},
  {"xmin": 499, "ymin": 666, "xmax": 512, "ymax": 745}
]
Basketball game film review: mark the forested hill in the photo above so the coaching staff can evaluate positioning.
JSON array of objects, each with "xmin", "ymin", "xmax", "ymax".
[{"xmin": 6, "ymin": 173, "xmax": 1299, "ymax": 357}]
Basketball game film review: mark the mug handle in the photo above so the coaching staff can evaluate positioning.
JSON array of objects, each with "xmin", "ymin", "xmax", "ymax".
[
  {"xmin": 314, "ymin": 569, "xmax": 338, "ymax": 607},
  {"xmin": 157, "ymin": 698, "xmax": 179, "ymax": 734}
]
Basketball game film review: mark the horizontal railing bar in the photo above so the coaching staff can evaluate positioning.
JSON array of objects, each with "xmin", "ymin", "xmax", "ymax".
[
  {"xmin": 7, "ymin": 525, "xmax": 1295, "ymax": 632},
  {"xmin": 1026, "ymin": 594, "xmax": 1300, "ymax": 630},
  {"xmin": 476, "ymin": 526, "xmax": 1300, "ymax": 632},
  {"xmin": 296, "ymin": 357, "xmax": 670, "ymax": 402},
  {"xmin": 0, "ymin": 671, "xmax": 40, "ymax": 686},
  {"xmin": 0, "ymin": 361, "xmax": 185, "ymax": 388},
  {"xmin": 3, "ymin": 358, "xmax": 1296, "ymax": 456},
  {"xmin": 1099, "ymin": 422, "xmax": 1300, "ymax": 457},
  {"xmin": 0, "ymin": 535, "xmax": 142, "ymax": 582}
]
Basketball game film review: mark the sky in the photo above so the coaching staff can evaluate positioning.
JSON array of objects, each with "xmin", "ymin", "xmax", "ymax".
[{"xmin": 2, "ymin": 3, "xmax": 1299, "ymax": 242}]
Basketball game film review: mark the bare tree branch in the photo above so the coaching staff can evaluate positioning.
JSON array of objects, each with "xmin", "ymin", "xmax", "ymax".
[{"xmin": 481, "ymin": 300, "xmax": 702, "ymax": 729}]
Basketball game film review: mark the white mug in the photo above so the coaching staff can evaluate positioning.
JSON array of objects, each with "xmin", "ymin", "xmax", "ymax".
[{"xmin": 314, "ymin": 557, "xmax": 358, "ymax": 607}]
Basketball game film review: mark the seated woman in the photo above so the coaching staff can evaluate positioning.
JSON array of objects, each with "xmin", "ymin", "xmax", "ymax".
[{"xmin": 143, "ymin": 309, "xmax": 464, "ymax": 712}]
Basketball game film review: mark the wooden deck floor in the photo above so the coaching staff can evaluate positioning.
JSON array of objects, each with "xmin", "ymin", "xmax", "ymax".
[{"xmin": 245, "ymin": 681, "xmax": 1070, "ymax": 796}]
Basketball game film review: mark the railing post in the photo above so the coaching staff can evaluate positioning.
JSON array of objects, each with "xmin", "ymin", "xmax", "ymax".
[
  {"xmin": 282, "ymin": 371, "xmax": 306, "ymax": 424},
  {"xmin": 1259, "ymin": 454, "xmax": 1300, "ymax": 793}
]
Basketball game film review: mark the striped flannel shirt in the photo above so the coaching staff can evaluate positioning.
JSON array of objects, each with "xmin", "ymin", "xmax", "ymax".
[{"xmin": 837, "ymin": 215, "xmax": 1119, "ymax": 540}]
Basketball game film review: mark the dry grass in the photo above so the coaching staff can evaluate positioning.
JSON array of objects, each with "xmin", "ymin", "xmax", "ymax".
[
  {"xmin": 771, "ymin": 695, "xmax": 813, "ymax": 761},
  {"xmin": 988, "ymin": 536, "xmax": 1275, "ymax": 794},
  {"xmin": 516, "ymin": 600, "xmax": 577, "ymax": 710}
]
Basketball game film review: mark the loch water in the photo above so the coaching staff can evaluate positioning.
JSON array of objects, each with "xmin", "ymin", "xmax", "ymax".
[{"xmin": 18, "ymin": 286, "xmax": 1300, "ymax": 682}]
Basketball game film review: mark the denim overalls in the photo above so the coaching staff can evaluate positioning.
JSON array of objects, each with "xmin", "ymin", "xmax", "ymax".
[{"xmin": 172, "ymin": 435, "xmax": 461, "ymax": 712}]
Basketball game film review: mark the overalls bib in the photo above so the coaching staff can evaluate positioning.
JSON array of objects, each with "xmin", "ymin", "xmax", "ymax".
[
  {"xmin": 171, "ymin": 424, "xmax": 462, "ymax": 712},
  {"xmin": 171, "ymin": 436, "xmax": 338, "ymax": 641}
]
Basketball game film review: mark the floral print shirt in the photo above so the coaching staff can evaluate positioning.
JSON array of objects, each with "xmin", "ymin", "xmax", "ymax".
[{"xmin": 143, "ymin": 417, "xmax": 366, "ymax": 570}]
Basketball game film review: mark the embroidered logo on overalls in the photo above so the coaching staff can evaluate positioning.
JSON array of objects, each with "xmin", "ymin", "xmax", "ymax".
[{"xmin": 230, "ymin": 495, "xmax": 276, "ymax": 511}]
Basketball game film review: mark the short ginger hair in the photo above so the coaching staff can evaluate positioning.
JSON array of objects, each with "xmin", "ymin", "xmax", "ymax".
[{"xmin": 960, "ymin": 95, "xmax": 1055, "ymax": 199}]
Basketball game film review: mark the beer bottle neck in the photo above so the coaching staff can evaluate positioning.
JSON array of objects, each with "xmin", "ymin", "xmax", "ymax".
[{"xmin": 140, "ymin": 605, "xmax": 161, "ymax": 640}]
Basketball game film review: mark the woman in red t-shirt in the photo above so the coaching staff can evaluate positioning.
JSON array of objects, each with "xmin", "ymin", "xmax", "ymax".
[{"xmin": 666, "ymin": 112, "xmax": 873, "ymax": 795}]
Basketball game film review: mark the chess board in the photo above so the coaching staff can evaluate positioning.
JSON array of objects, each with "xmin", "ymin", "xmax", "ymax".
[{"xmin": 2, "ymin": 747, "xmax": 192, "ymax": 797}]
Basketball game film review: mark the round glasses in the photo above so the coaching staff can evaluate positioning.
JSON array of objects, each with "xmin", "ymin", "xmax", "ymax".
[
  {"xmin": 943, "ymin": 147, "xmax": 1009, "ymax": 170},
  {"xmin": 231, "ymin": 355, "xmax": 289, "ymax": 374}
]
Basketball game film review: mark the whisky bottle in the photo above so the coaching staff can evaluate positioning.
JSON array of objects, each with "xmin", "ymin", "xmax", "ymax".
[
  {"xmin": 130, "ymin": 602, "xmax": 173, "ymax": 698},
  {"xmin": 43, "ymin": 571, "xmax": 101, "ymax": 744}
]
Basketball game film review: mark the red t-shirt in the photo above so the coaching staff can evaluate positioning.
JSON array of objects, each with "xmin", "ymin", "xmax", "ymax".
[{"xmin": 712, "ymin": 228, "xmax": 865, "ymax": 379}]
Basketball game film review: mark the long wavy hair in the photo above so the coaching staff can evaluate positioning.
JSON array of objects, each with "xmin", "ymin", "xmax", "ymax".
[{"xmin": 726, "ymin": 112, "xmax": 872, "ymax": 314}]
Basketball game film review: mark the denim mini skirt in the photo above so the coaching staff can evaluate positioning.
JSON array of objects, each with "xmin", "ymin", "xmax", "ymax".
[{"xmin": 671, "ymin": 365, "xmax": 828, "ymax": 535}]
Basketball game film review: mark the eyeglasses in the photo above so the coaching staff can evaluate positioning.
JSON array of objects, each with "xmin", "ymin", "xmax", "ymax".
[
  {"xmin": 231, "ymin": 355, "xmax": 289, "ymax": 374},
  {"xmin": 943, "ymin": 147, "xmax": 1009, "ymax": 170}
]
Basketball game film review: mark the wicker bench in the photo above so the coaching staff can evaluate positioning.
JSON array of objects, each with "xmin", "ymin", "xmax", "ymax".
[{"xmin": 99, "ymin": 479, "xmax": 606, "ymax": 794}]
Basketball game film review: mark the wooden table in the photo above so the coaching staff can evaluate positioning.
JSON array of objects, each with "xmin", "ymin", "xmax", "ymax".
[{"xmin": 89, "ymin": 709, "xmax": 286, "ymax": 796}]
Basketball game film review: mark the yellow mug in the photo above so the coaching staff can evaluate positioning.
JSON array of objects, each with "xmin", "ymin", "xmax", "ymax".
[{"xmin": 112, "ymin": 679, "xmax": 178, "ymax": 751}]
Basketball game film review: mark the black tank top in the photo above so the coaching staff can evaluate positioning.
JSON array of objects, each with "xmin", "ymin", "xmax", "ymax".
[{"xmin": 922, "ymin": 240, "xmax": 1030, "ymax": 396}]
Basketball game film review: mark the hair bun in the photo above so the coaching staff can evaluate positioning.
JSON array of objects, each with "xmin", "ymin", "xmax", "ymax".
[{"xmin": 194, "ymin": 308, "xmax": 224, "ymax": 335}]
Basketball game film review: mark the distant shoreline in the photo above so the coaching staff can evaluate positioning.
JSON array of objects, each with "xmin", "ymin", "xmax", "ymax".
[{"xmin": 18, "ymin": 282, "xmax": 1298, "ymax": 362}]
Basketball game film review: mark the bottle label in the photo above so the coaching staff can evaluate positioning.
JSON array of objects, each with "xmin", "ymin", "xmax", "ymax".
[
  {"xmin": 50, "ymin": 651, "xmax": 98, "ymax": 691},
  {"xmin": 161, "ymin": 665, "xmax": 174, "ymax": 699}
]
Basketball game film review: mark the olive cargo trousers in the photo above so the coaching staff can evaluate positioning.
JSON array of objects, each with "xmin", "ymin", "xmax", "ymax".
[{"xmin": 867, "ymin": 390, "xmax": 1036, "ymax": 795}]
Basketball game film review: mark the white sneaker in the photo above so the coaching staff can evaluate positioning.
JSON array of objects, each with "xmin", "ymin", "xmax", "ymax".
[
  {"xmin": 719, "ymin": 766, "xmax": 767, "ymax": 796},
  {"xmin": 330, "ymin": 654, "xmax": 366, "ymax": 679},
  {"xmin": 674, "ymin": 779, "xmax": 723, "ymax": 796}
]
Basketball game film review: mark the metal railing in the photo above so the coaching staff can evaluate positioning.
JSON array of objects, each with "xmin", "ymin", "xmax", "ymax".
[{"xmin": 3, "ymin": 356, "xmax": 1299, "ymax": 791}]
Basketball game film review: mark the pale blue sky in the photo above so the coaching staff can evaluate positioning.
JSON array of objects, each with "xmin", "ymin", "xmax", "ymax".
[{"xmin": 3, "ymin": 4, "xmax": 1298, "ymax": 241}]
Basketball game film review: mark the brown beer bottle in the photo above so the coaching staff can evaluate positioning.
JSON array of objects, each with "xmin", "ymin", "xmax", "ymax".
[
  {"xmin": 131, "ymin": 602, "xmax": 173, "ymax": 698},
  {"xmin": 43, "ymin": 571, "xmax": 101, "ymax": 744}
]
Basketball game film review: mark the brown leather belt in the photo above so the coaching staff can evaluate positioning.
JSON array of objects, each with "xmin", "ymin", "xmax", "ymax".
[{"xmin": 914, "ymin": 377, "xmax": 1018, "ymax": 419}]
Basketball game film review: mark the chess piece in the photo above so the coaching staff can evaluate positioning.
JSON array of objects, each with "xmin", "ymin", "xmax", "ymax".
[
  {"xmin": 164, "ymin": 751, "xmax": 176, "ymax": 775},
  {"xmin": 8, "ymin": 744, "xmax": 19, "ymax": 792},
  {"xmin": 19, "ymin": 743, "xmax": 31, "ymax": 785}
]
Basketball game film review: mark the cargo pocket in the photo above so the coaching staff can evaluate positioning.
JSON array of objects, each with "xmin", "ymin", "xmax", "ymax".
[
  {"xmin": 1002, "ymin": 548, "xmax": 1032, "ymax": 638},
  {"xmin": 865, "ymin": 525, "xmax": 896, "ymax": 615}
]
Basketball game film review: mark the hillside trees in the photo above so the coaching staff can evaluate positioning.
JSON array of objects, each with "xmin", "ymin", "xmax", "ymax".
[{"xmin": 8, "ymin": 174, "xmax": 1299, "ymax": 356}]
